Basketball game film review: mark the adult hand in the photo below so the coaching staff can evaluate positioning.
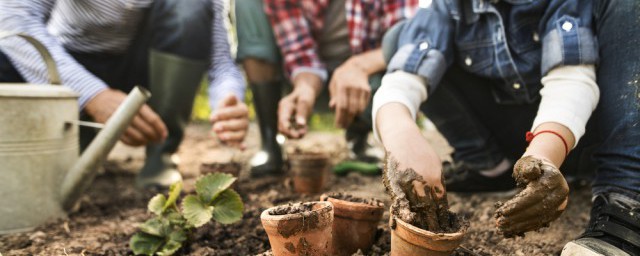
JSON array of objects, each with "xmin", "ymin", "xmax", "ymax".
[
  {"xmin": 495, "ymin": 155, "xmax": 569, "ymax": 237},
  {"xmin": 210, "ymin": 94, "xmax": 249, "ymax": 149},
  {"xmin": 84, "ymin": 88, "xmax": 167, "ymax": 146},
  {"xmin": 278, "ymin": 73, "xmax": 322, "ymax": 139},
  {"xmin": 329, "ymin": 60, "xmax": 371, "ymax": 128}
]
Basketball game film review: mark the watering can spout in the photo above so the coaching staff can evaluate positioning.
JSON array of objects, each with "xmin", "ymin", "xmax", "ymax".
[{"xmin": 61, "ymin": 87, "xmax": 151, "ymax": 210}]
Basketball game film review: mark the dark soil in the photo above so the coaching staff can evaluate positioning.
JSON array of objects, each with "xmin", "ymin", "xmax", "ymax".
[
  {"xmin": 322, "ymin": 192, "xmax": 384, "ymax": 207},
  {"xmin": 268, "ymin": 202, "xmax": 315, "ymax": 215},
  {"xmin": 0, "ymin": 124, "xmax": 592, "ymax": 255}
]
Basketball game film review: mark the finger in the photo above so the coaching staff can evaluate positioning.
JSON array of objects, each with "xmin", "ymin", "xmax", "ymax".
[
  {"xmin": 278, "ymin": 97, "xmax": 296, "ymax": 137},
  {"xmin": 295, "ymin": 97, "xmax": 311, "ymax": 126},
  {"xmin": 138, "ymin": 105, "xmax": 168, "ymax": 140},
  {"xmin": 334, "ymin": 86, "xmax": 349, "ymax": 128},
  {"xmin": 218, "ymin": 130, "xmax": 246, "ymax": 143},
  {"xmin": 344, "ymin": 88, "xmax": 360, "ymax": 127},
  {"xmin": 218, "ymin": 94, "xmax": 238, "ymax": 108},
  {"xmin": 359, "ymin": 86, "xmax": 371, "ymax": 113},
  {"xmin": 212, "ymin": 104, "xmax": 249, "ymax": 121},
  {"xmin": 497, "ymin": 196, "xmax": 566, "ymax": 227},
  {"xmin": 213, "ymin": 118, "xmax": 249, "ymax": 133},
  {"xmin": 130, "ymin": 115, "xmax": 159, "ymax": 141},
  {"xmin": 122, "ymin": 127, "xmax": 146, "ymax": 146},
  {"xmin": 495, "ymin": 186, "xmax": 546, "ymax": 217},
  {"xmin": 497, "ymin": 217, "xmax": 544, "ymax": 237}
]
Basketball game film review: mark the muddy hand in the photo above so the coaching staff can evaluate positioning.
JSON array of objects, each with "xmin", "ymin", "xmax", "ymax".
[
  {"xmin": 383, "ymin": 154, "xmax": 450, "ymax": 232},
  {"xmin": 495, "ymin": 156, "xmax": 569, "ymax": 237}
]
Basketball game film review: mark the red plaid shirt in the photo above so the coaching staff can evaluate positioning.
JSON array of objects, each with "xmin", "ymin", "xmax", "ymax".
[{"xmin": 264, "ymin": 0, "xmax": 419, "ymax": 79}]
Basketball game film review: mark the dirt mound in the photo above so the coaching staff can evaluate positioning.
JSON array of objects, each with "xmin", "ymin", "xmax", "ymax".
[{"xmin": 322, "ymin": 192, "xmax": 384, "ymax": 207}]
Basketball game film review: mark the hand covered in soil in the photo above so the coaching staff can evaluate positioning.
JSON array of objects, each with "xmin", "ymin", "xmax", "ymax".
[
  {"xmin": 329, "ymin": 60, "xmax": 371, "ymax": 129},
  {"xmin": 383, "ymin": 153, "xmax": 453, "ymax": 233},
  {"xmin": 84, "ymin": 88, "xmax": 167, "ymax": 146},
  {"xmin": 495, "ymin": 155, "xmax": 569, "ymax": 237},
  {"xmin": 278, "ymin": 73, "xmax": 322, "ymax": 139},
  {"xmin": 210, "ymin": 94, "xmax": 249, "ymax": 149}
]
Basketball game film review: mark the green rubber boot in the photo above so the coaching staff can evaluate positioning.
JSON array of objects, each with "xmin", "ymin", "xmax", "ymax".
[
  {"xmin": 137, "ymin": 50, "xmax": 207, "ymax": 189},
  {"xmin": 249, "ymin": 81, "xmax": 284, "ymax": 177}
]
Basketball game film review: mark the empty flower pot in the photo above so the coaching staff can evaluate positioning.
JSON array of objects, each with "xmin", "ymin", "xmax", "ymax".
[
  {"xmin": 288, "ymin": 152, "xmax": 330, "ymax": 194},
  {"xmin": 320, "ymin": 193, "xmax": 384, "ymax": 256},
  {"xmin": 390, "ymin": 217, "xmax": 465, "ymax": 256},
  {"xmin": 261, "ymin": 201, "xmax": 334, "ymax": 256}
]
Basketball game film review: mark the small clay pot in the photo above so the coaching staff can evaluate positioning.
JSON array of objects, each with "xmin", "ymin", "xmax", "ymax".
[
  {"xmin": 261, "ymin": 201, "xmax": 334, "ymax": 256},
  {"xmin": 288, "ymin": 152, "xmax": 330, "ymax": 194},
  {"xmin": 390, "ymin": 217, "xmax": 465, "ymax": 256},
  {"xmin": 320, "ymin": 194, "xmax": 384, "ymax": 256}
]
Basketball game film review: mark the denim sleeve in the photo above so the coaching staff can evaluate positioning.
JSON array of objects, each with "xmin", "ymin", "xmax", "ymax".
[
  {"xmin": 540, "ymin": 0, "xmax": 598, "ymax": 75},
  {"xmin": 386, "ymin": 0, "xmax": 454, "ymax": 92}
]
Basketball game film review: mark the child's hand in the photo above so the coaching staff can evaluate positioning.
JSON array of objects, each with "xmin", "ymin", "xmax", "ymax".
[
  {"xmin": 495, "ymin": 156, "xmax": 569, "ymax": 237},
  {"xmin": 210, "ymin": 94, "xmax": 249, "ymax": 149}
]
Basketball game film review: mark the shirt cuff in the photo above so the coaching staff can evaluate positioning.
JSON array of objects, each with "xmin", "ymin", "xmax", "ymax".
[
  {"xmin": 541, "ymin": 17, "xmax": 598, "ymax": 75},
  {"xmin": 291, "ymin": 66, "xmax": 328, "ymax": 83},
  {"xmin": 208, "ymin": 79, "xmax": 246, "ymax": 110},
  {"xmin": 387, "ymin": 43, "xmax": 447, "ymax": 91},
  {"xmin": 531, "ymin": 65, "xmax": 599, "ymax": 148},
  {"xmin": 372, "ymin": 70, "xmax": 428, "ymax": 142}
]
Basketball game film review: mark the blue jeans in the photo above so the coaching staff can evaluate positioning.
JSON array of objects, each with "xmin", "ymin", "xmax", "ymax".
[
  {"xmin": 418, "ymin": 0, "xmax": 640, "ymax": 198},
  {"xmin": 0, "ymin": 0, "xmax": 213, "ymax": 152}
]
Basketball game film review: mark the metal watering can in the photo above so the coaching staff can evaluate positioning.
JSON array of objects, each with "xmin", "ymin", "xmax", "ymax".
[{"xmin": 0, "ymin": 33, "xmax": 150, "ymax": 234}]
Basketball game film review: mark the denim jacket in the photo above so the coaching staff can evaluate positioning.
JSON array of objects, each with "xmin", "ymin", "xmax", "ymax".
[{"xmin": 387, "ymin": 0, "xmax": 598, "ymax": 104}]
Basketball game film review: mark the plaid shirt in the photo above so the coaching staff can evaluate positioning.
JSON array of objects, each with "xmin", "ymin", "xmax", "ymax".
[{"xmin": 264, "ymin": 0, "xmax": 419, "ymax": 80}]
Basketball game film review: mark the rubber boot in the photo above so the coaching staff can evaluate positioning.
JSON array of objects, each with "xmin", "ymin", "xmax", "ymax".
[
  {"xmin": 346, "ymin": 116, "xmax": 382, "ymax": 163},
  {"xmin": 137, "ymin": 50, "xmax": 208, "ymax": 189},
  {"xmin": 249, "ymin": 81, "xmax": 284, "ymax": 177}
]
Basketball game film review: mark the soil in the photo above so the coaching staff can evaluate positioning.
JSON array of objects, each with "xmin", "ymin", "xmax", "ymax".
[
  {"xmin": 268, "ymin": 202, "xmax": 315, "ymax": 215},
  {"xmin": 200, "ymin": 162, "xmax": 242, "ymax": 177},
  {"xmin": 322, "ymin": 192, "xmax": 384, "ymax": 207},
  {"xmin": 0, "ymin": 124, "xmax": 593, "ymax": 255}
]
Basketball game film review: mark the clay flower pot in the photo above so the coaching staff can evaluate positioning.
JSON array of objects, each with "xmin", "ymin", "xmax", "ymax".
[
  {"xmin": 390, "ymin": 217, "xmax": 465, "ymax": 256},
  {"xmin": 288, "ymin": 152, "xmax": 330, "ymax": 194},
  {"xmin": 261, "ymin": 201, "xmax": 334, "ymax": 256},
  {"xmin": 320, "ymin": 193, "xmax": 384, "ymax": 256}
]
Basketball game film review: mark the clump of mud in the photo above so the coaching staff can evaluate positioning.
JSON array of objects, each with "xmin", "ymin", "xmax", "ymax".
[
  {"xmin": 383, "ymin": 154, "xmax": 465, "ymax": 233},
  {"xmin": 322, "ymin": 192, "xmax": 384, "ymax": 207},
  {"xmin": 268, "ymin": 202, "xmax": 315, "ymax": 215}
]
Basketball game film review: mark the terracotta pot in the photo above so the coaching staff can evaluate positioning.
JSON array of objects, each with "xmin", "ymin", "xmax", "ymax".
[
  {"xmin": 261, "ymin": 201, "xmax": 334, "ymax": 256},
  {"xmin": 288, "ymin": 153, "xmax": 330, "ymax": 194},
  {"xmin": 390, "ymin": 217, "xmax": 465, "ymax": 256},
  {"xmin": 320, "ymin": 194, "xmax": 384, "ymax": 256}
]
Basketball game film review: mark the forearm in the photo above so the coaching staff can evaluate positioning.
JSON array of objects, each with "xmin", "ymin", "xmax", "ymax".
[
  {"xmin": 527, "ymin": 65, "xmax": 598, "ymax": 167},
  {"xmin": 0, "ymin": 0, "xmax": 108, "ymax": 108},
  {"xmin": 292, "ymin": 72, "xmax": 323, "ymax": 97},
  {"xmin": 376, "ymin": 103, "xmax": 418, "ymax": 145},
  {"xmin": 347, "ymin": 48, "xmax": 386, "ymax": 76}
]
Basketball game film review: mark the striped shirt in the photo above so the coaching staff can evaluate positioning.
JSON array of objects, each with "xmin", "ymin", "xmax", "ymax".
[{"xmin": 0, "ymin": 0, "xmax": 245, "ymax": 110}]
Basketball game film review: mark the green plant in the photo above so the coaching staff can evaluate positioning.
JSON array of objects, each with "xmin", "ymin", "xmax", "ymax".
[{"xmin": 130, "ymin": 173, "xmax": 244, "ymax": 255}]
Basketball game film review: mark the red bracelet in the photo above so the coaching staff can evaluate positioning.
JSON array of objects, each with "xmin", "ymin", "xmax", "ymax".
[{"xmin": 526, "ymin": 130, "xmax": 569, "ymax": 156}]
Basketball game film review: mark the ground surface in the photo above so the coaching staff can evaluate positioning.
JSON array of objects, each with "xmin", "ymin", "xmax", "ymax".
[{"xmin": 0, "ymin": 124, "xmax": 592, "ymax": 255}]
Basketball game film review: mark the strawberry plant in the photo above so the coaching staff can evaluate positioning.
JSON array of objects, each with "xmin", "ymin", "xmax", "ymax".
[{"xmin": 130, "ymin": 173, "xmax": 244, "ymax": 255}]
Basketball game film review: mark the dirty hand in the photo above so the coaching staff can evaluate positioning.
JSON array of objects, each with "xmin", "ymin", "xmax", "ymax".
[
  {"xmin": 329, "ymin": 61, "xmax": 371, "ymax": 128},
  {"xmin": 210, "ymin": 94, "xmax": 249, "ymax": 149},
  {"xmin": 495, "ymin": 155, "xmax": 569, "ymax": 237},
  {"xmin": 84, "ymin": 88, "xmax": 167, "ymax": 146},
  {"xmin": 278, "ymin": 74, "xmax": 322, "ymax": 139},
  {"xmin": 379, "ymin": 107, "xmax": 449, "ymax": 231}
]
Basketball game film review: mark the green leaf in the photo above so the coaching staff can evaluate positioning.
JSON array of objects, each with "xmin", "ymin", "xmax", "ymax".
[
  {"xmin": 196, "ymin": 173, "xmax": 236, "ymax": 204},
  {"xmin": 148, "ymin": 194, "xmax": 167, "ymax": 216},
  {"xmin": 164, "ymin": 181, "xmax": 183, "ymax": 211},
  {"xmin": 157, "ymin": 229, "xmax": 187, "ymax": 256},
  {"xmin": 157, "ymin": 240, "xmax": 182, "ymax": 256},
  {"xmin": 138, "ymin": 218, "xmax": 166, "ymax": 237},
  {"xmin": 165, "ymin": 211, "xmax": 186, "ymax": 226},
  {"xmin": 212, "ymin": 189, "xmax": 244, "ymax": 224},
  {"xmin": 129, "ymin": 232, "xmax": 164, "ymax": 256},
  {"xmin": 182, "ymin": 195, "xmax": 214, "ymax": 228}
]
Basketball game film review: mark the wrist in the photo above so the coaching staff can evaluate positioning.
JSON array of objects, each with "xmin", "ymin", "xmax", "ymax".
[{"xmin": 346, "ymin": 49, "xmax": 384, "ymax": 75}]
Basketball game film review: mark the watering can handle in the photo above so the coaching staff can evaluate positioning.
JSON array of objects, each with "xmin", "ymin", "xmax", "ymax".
[{"xmin": 0, "ymin": 32, "xmax": 61, "ymax": 85}]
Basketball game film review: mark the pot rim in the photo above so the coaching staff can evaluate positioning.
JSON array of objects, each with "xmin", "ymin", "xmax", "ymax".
[
  {"xmin": 320, "ymin": 194, "xmax": 384, "ymax": 211},
  {"xmin": 393, "ymin": 217, "xmax": 465, "ymax": 240},
  {"xmin": 288, "ymin": 151, "xmax": 329, "ymax": 161},
  {"xmin": 261, "ymin": 201, "xmax": 333, "ymax": 223}
]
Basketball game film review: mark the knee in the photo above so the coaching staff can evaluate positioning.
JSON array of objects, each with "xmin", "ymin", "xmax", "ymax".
[
  {"xmin": 243, "ymin": 58, "xmax": 280, "ymax": 84},
  {"xmin": 150, "ymin": 0, "xmax": 213, "ymax": 58}
]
